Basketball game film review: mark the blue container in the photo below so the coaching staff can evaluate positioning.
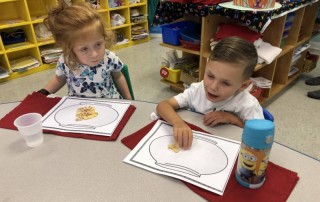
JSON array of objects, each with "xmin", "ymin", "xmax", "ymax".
[
  {"xmin": 284, "ymin": 21, "xmax": 293, "ymax": 31},
  {"xmin": 150, "ymin": 25, "xmax": 162, "ymax": 34},
  {"xmin": 180, "ymin": 27, "xmax": 201, "ymax": 43},
  {"xmin": 161, "ymin": 21, "xmax": 200, "ymax": 46},
  {"xmin": 286, "ymin": 12, "xmax": 295, "ymax": 22},
  {"xmin": 235, "ymin": 119, "xmax": 275, "ymax": 189}
]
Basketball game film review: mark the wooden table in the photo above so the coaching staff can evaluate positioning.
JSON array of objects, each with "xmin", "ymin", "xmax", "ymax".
[{"xmin": 0, "ymin": 100, "xmax": 319, "ymax": 201}]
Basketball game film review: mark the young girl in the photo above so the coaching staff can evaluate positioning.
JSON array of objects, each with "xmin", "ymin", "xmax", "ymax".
[{"xmin": 38, "ymin": 1, "xmax": 132, "ymax": 99}]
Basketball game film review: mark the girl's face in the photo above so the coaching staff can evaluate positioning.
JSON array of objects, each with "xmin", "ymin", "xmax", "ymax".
[
  {"xmin": 203, "ymin": 60, "xmax": 250, "ymax": 103},
  {"xmin": 72, "ymin": 29, "xmax": 105, "ymax": 67}
]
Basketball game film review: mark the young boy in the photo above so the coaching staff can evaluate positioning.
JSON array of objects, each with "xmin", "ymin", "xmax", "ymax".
[{"xmin": 156, "ymin": 36, "xmax": 264, "ymax": 150}]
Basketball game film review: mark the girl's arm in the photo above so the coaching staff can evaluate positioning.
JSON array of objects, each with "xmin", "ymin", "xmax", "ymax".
[
  {"xmin": 112, "ymin": 71, "xmax": 132, "ymax": 100},
  {"xmin": 43, "ymin": 75, "xmax": 67, "ymax": 94}
]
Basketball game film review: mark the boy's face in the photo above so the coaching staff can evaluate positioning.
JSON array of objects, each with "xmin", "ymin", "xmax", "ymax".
[
  {"xmin": 72, "ymin": 30, "xmax": 105, "ymax": 67},
  {"xmin": 203, "ymin": 60, "xmax": 250, "ymax": 103}
]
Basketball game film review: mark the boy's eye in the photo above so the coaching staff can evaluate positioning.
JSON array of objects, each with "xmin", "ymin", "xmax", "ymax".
[{"xmin": 222, "ymin": 81, "xmax": 231, "ymax": 86}]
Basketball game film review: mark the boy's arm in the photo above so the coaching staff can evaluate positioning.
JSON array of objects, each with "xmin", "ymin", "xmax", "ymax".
[
  {"xmin": 156, "ymin": 98, "xmax": 193, "ymax": 149},
  {"xmin": 203, "ymin": 111, "xmax": 244, "ymax": 128},
  {"xmin": 156, "ymin": 97, "xmax": 181, "ymax": 124},
  {"xmin": 112, "ymin": 71, "xmax": 132, "ymax": 100},
  {"xmin": 227, "ymin": 113, "xmax": 244, "ymax": 127}
]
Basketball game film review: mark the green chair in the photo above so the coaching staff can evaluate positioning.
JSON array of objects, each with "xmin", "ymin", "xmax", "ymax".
[{"xmin": 121, "ymin": 64, "xmax": 135, "ymax": 100}]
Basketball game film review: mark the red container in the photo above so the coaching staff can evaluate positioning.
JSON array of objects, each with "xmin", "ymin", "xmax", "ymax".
[{"xmin": 179, "ymin": 39, "xmax": 200, "ymax": 51}]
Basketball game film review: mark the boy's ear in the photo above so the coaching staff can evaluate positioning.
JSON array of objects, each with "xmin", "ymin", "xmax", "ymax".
[{"xmin": 239, "ymin": 79, "xmax": 252, "ymax": 91}]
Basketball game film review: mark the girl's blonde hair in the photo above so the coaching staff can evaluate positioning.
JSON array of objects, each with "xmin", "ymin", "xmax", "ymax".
[{"xmin": 44, "ymin": 0, "xmax": 114, "ymax": 70}]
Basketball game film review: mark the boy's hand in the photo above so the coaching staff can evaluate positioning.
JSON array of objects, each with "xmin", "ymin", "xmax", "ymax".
[
  {"xmin": 203, "ymin": 111, "xmax": 244, "ymax": 128},
  {"xmin": 156, "ymin": 98, "xmax": 193, "ymax": 149},
  {"xmin": 172, "ymin": 122, "xmax": 193, "ymax": 150}
]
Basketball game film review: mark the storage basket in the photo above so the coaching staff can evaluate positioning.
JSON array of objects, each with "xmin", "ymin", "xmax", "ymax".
[
  {"xmin": 180, "ymin": 71, "xmax": 199, "ymax": 85},
  {"xmin": 180, "ymin": 39, "xmax": 200, "ymax": 51},
  {"xmin": 303, "ymin": 59, "xmax": 317, "ymax": 72},
  {"xmin": 161, "ymin": 21, "xmax": 201, "ymax": 46},
  {"xmin": 303, "ymin": 52, "xmax": 319, "ymax": 73},
  {"xmin": 180, "ymin": 27, "xmax": 201, "ymax": 43},
  {"xmin": 250, "ymin": 85, "xmax": 264, "ymax": 102}
]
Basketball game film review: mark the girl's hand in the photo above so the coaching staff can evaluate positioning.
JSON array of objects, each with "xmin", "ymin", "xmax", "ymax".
[
  {"xmin": 203, "ymin": 111, "xmax": 244, "ymax": 128},
  {"xmin": 172, "ymin": 122, "xmax": 193, "ymax": 150}
]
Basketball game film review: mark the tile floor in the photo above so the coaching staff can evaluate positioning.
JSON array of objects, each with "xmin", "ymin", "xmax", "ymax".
[{"xmin": 0, "ymin": 37, "xmax": 319, "ymax": 160}]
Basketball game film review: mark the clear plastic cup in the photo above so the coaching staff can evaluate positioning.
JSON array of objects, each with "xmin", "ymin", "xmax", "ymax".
[{"xmin": 14, "ymin": 113, "xmax": 44, "ymax": 147}]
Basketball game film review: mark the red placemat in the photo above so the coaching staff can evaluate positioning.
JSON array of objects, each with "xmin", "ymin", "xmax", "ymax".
[
  {"xmin": 0, "ymin": 92, "xmax": 136, "ymax": 141},
  {"xmin": 121, "ymin": 120, "xmax": 299, "ymax": 202}
]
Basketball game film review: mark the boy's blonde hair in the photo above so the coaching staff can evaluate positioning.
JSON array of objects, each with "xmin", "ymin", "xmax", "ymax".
[
  {"xmin": 210, "ymin": 36, "xmax": 258, "ymax": 80},
  {"xmin": 44, "ymin": 0, "xmax": 114, "ymax": 70}
]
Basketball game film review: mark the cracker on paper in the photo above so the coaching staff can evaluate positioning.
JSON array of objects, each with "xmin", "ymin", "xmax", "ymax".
[
  {"xmin": 168, "ymin": 143, "xmax": 180, "ymax": 153},
  {"xmin": 75, "ymin": 106, "xmax": 98, "ymax": 121}
]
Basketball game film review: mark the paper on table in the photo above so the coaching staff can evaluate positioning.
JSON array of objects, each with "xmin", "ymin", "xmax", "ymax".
[
  {"xmin": 123, "ymin": 120, "xmax": 240, "ymax": 195},
  {"xmin": 42, "ymin": 96, "xmax": 131, "ymax": 136}
]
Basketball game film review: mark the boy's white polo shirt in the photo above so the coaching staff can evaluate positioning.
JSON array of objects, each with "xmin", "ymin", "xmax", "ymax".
[{"xmin": 174, "ymin": 81, "xmax": 264, "ymax": 121}]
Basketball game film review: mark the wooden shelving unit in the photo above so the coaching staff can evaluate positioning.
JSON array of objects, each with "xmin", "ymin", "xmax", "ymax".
[
  {"xmin": 0, "ymin": 0, "xmax": 150, "ymax": 83},
  {"xmin": 160, "ymin": 1, "xmax": 320, "ymax": 104}
]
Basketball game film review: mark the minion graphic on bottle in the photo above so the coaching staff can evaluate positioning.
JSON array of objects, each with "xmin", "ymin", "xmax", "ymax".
[
  {"xmin": 235, "ymin": 119, "xmax": 275, "ymax": 189},
  {"xmin": 236, "ymin": 146, "xmax": 269, "ymax": 187}
]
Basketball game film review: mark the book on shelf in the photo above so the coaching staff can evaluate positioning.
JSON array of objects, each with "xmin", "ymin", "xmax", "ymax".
[
  {"xmin": 0, "ymin": 66, "xmax": 9, "ymax": 79},
  {"xmin": 288, "ymin": 66, "xmax": 299, "ymax": 77},
  {"xmin": 40, "ymin": 47, "xmax": 62, "ymax": 64},
  {"xmin": 42, "ymin": 53, "xmax": 61, "ymax": 64},
  {"xmin": 131, "ymin": 25, "xmax": 149, "ymax": 40},
  {"xmin": 132, "ymin": 33, "xmax": 149, "ymax": 40},
  {"xmin": 10, "ymin": 56, "xmax": 40, "ymax": 72},
  {"xmin": 40, "ymin": 47, "xmax": 62, "ymax": 56}
]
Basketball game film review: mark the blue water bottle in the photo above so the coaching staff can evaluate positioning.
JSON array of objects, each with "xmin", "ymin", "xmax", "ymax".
[{"xmin": 235, "ymin": 119, "xmax": 275, "ymax": 189}]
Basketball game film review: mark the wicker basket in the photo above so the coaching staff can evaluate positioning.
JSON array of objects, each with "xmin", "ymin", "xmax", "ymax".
[
  {"xmin": 303, "ymin": 52, "xmax": 319, "ymax": 73},
  {"xmin": 303, "ymin": 59, "xmax": 317, "ymax": 73}
]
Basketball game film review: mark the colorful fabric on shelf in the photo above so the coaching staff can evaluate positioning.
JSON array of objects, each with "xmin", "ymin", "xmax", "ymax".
[{"xmin": 152, "ymin": 0, "xmax": 314, "ymax": 32}]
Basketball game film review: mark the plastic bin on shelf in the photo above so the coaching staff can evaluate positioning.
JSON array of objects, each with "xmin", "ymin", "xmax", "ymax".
[
  {"xmin": 160, "ymin": 66, "xmax": 181, "ymax": 83},
  {"xmin": 161, "ymin": 21, "xmax": 201, "ymax": 46},
  {"xmin": 180, "ymin": 39, "xmax": 200, "ymax": 51},
  {"xmin": 283, "ymin": 21, "xmax": 293, "ymax": 31},
  {"xmin": 180, "ymin": 27, "xmax": 201, "ymax": 43},
  {"xmin": 286, "ymin": 12, "xmax": 295, "ymax": 22}
]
